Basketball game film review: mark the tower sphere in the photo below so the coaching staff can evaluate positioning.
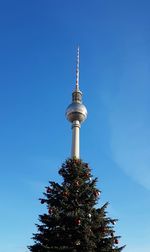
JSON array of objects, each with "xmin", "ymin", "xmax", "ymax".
[{"xmin": 66, "ymin": 102, "xmax": 87, "ymax": 123}]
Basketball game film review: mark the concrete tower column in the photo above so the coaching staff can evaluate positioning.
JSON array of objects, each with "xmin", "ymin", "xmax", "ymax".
[{"xmin": 71, "ymin": 120, "xmax": 80, "ymax": 158}]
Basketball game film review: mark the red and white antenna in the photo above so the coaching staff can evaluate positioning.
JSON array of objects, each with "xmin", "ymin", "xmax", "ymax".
[{"xmin": 76, "ymin": 46, "xmax": 80, "ymax": 91}]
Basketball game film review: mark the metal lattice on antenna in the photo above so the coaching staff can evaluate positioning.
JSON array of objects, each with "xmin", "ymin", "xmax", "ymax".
[{"xmin": 76, "ymin": 46, "xmax": 80, "ymax": 91}]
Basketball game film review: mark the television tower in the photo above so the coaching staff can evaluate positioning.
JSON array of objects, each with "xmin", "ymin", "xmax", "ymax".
[{"xmin": 66, "ymin": 47, "xmax": 88, "ymax": 159}]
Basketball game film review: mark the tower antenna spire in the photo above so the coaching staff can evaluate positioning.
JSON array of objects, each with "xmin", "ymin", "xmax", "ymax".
[{"xmin": 76, "ymin": 46, "xmax": 80, "ymax": 91}]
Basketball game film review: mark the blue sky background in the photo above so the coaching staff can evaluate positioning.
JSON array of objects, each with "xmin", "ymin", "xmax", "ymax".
[{"xmin": 0, "ymin": 0, "xmax": 150, "ymax": 251}]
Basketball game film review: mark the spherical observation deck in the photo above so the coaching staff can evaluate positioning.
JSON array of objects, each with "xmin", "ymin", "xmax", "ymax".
[{"xmin": 66, "ymin": 101, "xmax": 87, "ymax": 123}]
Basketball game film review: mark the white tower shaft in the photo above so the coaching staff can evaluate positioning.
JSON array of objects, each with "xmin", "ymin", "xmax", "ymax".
[{"xmin": 71, "ymin": 120, "xmax": 80, "ymax": 158}]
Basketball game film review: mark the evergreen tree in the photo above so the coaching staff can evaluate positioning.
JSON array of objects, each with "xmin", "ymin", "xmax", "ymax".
[{"xmin": 28, "ymin": 158, "xmax": 125, "ymax": 251}]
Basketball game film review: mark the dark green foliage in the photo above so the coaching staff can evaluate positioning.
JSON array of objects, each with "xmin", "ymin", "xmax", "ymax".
[{"xmin": 28, "ymin": 158, "xmax": 125, "ymax": 251}]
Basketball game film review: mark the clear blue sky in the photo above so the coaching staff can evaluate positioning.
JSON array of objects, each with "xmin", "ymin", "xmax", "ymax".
[{"xmin": 0, "ymin": 0, "xmax": 150, "ymax": 251}]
